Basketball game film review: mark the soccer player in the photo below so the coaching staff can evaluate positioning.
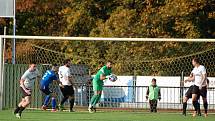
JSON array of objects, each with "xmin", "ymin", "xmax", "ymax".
[
  {"xmin": 197, "ymin": 78, "xmax": 209, "ymax": 117},
  {"xmin": 146, "ymin": 78, "xmax": 161, "ymax": 113},
  {"xmin": 14, "ymin": 62, "xmax": 40, "ymax": 119},
  {"xmin": 58, "ymin": 59, "xmax": 75, "ymax": 112},
  {"xmin": 183, "ymin": 58, "xmax": 207, "ymax": 117},
  {"xmin": 88, "ymin": 61, "xmax": 112, "ymax": 113},
  {"xmin": 40, "ymin": 64, "xmax": 61, "ymax": 112}
]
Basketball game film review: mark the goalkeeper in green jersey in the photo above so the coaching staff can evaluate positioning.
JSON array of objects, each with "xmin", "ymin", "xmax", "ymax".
[{"xmin": 88, "ymin": 61, "xmax": 112, "ymax": 113}]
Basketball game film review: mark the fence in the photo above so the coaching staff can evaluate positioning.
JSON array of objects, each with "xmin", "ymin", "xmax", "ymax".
[
  {"xmin": 2, "ymin": 64, "xmax": 215, "ymax": 111},
  {"xmin": 93, "ymin": 86, "xmax": 215, "ymax": 110}
]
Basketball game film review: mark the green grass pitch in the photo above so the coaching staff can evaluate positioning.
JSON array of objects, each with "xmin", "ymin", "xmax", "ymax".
[{"xmin": 0, "ymin": 110, "xmax": 214, "ymax": 121}]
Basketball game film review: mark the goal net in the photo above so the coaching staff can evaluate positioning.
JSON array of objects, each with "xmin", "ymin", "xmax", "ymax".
[{"xmin": 0, "ymin": 36, "xmax": 215, "ymax": 111}]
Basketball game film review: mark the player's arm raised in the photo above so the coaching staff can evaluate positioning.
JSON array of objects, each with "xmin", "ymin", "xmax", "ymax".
[{"xmin": 184, "ymin": 73, "xmax": 194, "ymax": 83}]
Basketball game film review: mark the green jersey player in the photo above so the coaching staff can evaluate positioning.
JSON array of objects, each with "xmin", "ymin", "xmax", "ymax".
[{"xmin": 88, "ymin": 61, "xmax": 112, "ymax": 113}]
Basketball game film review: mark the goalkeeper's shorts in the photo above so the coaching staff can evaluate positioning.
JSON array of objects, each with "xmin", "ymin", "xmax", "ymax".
[{"xmin": 93, "ymin": 79, "xmax": 103, "ymax": 91}]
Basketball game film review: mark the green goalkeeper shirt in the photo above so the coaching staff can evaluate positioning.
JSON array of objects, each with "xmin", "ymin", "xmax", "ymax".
[{"xmin": 93, "ymin": 65, "xmax": 112, "ymax": 85}]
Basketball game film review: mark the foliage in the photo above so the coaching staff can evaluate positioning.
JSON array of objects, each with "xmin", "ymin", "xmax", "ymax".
[{"xmin": 0, "ymin": 0, "xmax": 215, "ymax": 75}]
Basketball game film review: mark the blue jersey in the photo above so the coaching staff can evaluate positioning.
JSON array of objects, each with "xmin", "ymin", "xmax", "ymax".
[{"xmin": 40, "ymin": 70, "xmax": 58, "ymax": 87}]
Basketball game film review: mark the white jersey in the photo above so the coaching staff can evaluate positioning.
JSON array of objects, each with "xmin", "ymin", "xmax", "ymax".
[
  {"xmin": 21, "ymin": 69, "xmax": 40, "ymax": 89},
  {"xmin": 58, "ymin": 66, "xmax": 72, "ymax": 86},
  {"xmin": 191, "ymin": 65, "xmax": 207, "ymax": 87}
]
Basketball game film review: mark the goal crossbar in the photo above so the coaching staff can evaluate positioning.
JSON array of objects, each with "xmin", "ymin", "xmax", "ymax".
[{"xmin": 1, "ymin": 35, "xmax": 215, "ymax": 42}]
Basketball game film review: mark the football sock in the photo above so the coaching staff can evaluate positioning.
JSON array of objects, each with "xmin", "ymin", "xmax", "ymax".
[
  {"xmin": 18, "ymin": 106, "xmax": 26, "ymax": 114},
  {"xmin": 197, "ymin": 102, "xmax": 201, "ymax": 115},
  {"xmin": 14, "ymin": 106, "xmax": 21, "ymax": 114},
  {"xmin": 92, "ymin": 94, "xmax": 101, "ymax": 107},
  {"xmin": 52, "ymin": 97, "xmax": 56, "ymax": 109},
  {"xmin": 69, "ymin": 98, "xmax": 75, "ymax": 110},
  {"xmin": 192, "ymin": 101, "xmax": 198, "ymax": 112},
  {"xmin": 204, "ymin": 102, "xmax": 208, "ymax": 114},
  {"xmin": 183, "ymin": 102, "xmax": 187, "ymax": 114},
  {"xmin": 90, "ymin": 95, "xmax": 97, "ymax": 107},
  {"xmin": 44, "ymin": 95, "xmax": 51, "ymax": 106}
]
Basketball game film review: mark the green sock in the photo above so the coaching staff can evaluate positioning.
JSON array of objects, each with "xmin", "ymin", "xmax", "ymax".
[
  {"xmin": 92, "ymin": 94, "xmax": 101, "ymax": 107},
  {"xmin": 90, "ymin": 95, "xmax": 98, "ymax": 107}
]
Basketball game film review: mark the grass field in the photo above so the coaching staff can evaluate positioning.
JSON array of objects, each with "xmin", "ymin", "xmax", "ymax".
[{"xmin": 0, "ymin": 110, "xmax": 214, "ymax": 121}]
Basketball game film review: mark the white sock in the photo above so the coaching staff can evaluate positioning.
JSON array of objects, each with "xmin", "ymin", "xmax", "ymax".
[{"xmin": 88, "ymin": 104, "xmax": 92, "ymax": 108}]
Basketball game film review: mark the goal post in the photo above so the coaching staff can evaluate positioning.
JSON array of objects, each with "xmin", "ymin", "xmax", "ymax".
[
  {"xmin": 1, "ymin": 35, "xmax": 215, "ymax": 111},
  {"xmin": 0, "ymin": 36, "xmax": 3, "ymax": 110}
]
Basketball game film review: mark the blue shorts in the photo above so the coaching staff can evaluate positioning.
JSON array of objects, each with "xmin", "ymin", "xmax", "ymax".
[{"xmin": 40, "ymin": 85, "xmax": 52, "ymax": 95}]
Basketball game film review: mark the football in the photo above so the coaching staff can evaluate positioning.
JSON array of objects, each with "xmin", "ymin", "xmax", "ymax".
[{"xmin": 109, "ymin": 74, "xmax": 118, "ymax": 82}]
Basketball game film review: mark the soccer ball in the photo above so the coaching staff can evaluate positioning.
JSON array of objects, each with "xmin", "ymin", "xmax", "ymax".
[{"xmin": 109, "ymin": 74, "xmax": 118, "ymax": 82}]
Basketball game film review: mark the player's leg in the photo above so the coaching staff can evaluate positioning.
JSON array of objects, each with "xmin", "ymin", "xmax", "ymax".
[
  {"xmin": 68, "ymin": 86, "xmax": 75, "ymax": 112},
  {"xmin": 88, "ymin": 81, "xmax": 102, "ymax": 113},
  {"xmin": 51, "ymin": 97, "xmax": 57, "ymax": 112},
  {"xmin": 16, "ymin": 96, "xmax": 31, "ymax": 118},
  {"xmin": 14, "ymin": 98, "xmax": 25, "ymax": 115},
  {"xmin": 88, "ymin": 85, "xmax": 102, "ymax": 113},
  {"xmin": 14, "ymin": 98, "xmax": 25, "ymax": 119},
  {"xmin": 202, "ymin": 97, "xmax": 208, "ymax": 117},
  {"xmin": 14, "ymin": 87, "xmax": 28, "ymax": 115},
  {"xmin": 41, "ymin": 87, "xmax": 52, "ymax": 110},
  {"xmin": 14, "ymin": 87, "xmax": 31, "ymax": 118},
  {"xmin": 201, "ymin": 87, "xmax": 208, "ymax": 117},
  {"xmin": 42, "ymin": 95, "xmax": 50, "ymax": 110},
  {"xmin": 89, "ymin": 92, "xmax": 97, "ymax": 112},
  {"xmin": 59, "ymin": 86, "xmax": 68, "ymax": 111},
  {"xmin": 192, "ymin": 94, "xmax": 199, "ymax": 117},
  {"xmin": 92, "ymin": 91, "xmax": 102, "ymax": 107},
  {"xmin": 89, "ymin": 91, "xmax": 102, "ymax": 113},
  {"xmin": 196, "ymin": 95, "xmax": 201, "ymax": 116},
  {"xmin": 68, "ymin": 96, "xmax": 75, "ymax": 112},
  {"xmin": 153, "ymin": 100, "xmax": 158, "ymax": 113},
  {"xmin": 182, "ymin": 86, "xmax": 192, "ymax": 116},
  {"xmin": 182, "ymin": 97, "xmax": 188, "ymax": 116},
  {"xmin": 149, "ymin": 100, "xmax": 153, "ymax": 112},
  {"xmin": 51, "ymin": 92, "xmax": 57, "ymax": 112},
  {"xmin": 191, "ymin": 86, "xmax": 199, "ymax": 117}
]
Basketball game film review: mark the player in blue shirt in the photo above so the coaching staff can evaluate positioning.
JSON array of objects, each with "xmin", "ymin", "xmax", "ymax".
[{"xmin": 40, "ymin": 64, "xmax": 61, "ymax": 112}]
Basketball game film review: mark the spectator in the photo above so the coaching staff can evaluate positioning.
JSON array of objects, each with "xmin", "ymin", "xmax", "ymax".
[{"xmin": 146, "ymin": 78, "xmax": 161, "ymax": 112}]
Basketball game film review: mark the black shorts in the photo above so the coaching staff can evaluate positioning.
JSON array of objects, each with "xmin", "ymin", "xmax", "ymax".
[
  {"xmin": 60, "ymin": 85, "xmax": 74, "ymax": 97},
  {"xmin": 40, "ymin": 86, "xmax": 52, "ymax": 95},
  {"xmin": 20, "ymin": 87, "xmax": 31, "ymax": 98},
  {"xmin": 199, "ymin": 86, "xmax": 207, "ymax": 98},
  {"xmin": 185, "ymin": 86, "xmax": 193, "ymax": 98},
  {"xmin": 185, "ymin": 85, "xmax": 199, "ymax": 98},
  {"xmin": 192, "ymin": 85, "xmax": 200, "ymax": 94}
]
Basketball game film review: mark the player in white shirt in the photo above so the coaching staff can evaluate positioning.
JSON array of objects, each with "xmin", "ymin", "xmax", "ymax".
[
  {"xmin": 14, "ymin": 62, "xmax": 40, "ymax": 119},
  {"xmin": 58, "ymin": 59, "xmax": 75, "ymax": 112},
  {"xmin": 183, "ymin": 58, "xmax": 207, "ymax": 117}
]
